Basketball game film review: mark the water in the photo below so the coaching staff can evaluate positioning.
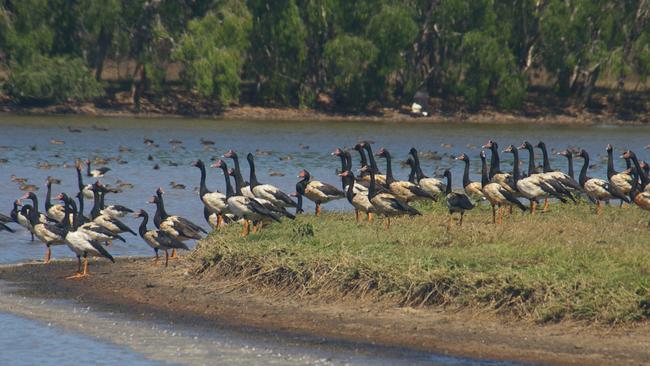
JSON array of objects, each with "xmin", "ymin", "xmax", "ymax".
[{"xmin": 0, "ymin": 114, "xmax": 648, "ymax": 365}]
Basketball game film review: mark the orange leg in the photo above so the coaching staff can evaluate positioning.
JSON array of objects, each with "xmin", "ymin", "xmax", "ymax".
[
  {"xmin": 367, "ymin": 212, "xmax": 373, "ymax": 222},
  {"xmin": 152, "ymin": 251, "xmax": 160, "ymax": 266},
  {"xmin": 66, "ymin": 257, "xmax": 88, "ymax": 279},
  {"xmin": 543, "ymin": 197, "xmax": 549, "ymax": 212},
  {"xmin": 355, "ymin": 209, "xmax": 360, "ymax": 222},
  {"xmin": 497, "ymin": 207, "xmax": 503, "ymax": 225},
  {"xmin": 170, "ymin": 249, "xmax": 177, "ymax": 258},
  {"xmin": 459, "ymin": 212, "xmax": 465, "ymax": 226},
  {"xmin": 315, "ymin": 203, "xmax": 321, "ymax": 216},
  {"xmin": 447, "ymin": 214, "xmax": 453, "ymax": 231},
  {"xmin": 596, "ymin": 201, "xmax": 602, "ymax": 215},
  {"xmin": 44, "ymin": 246, "xmax": 51, "ymax": 264},
  {"xmin": 216, "ymin": 214, "xmax": 223, "ymax": 229},
  {"xmin": 385, "ymin": 217, "xmax": 391, "ymax": 229},
  {"xmin": 240, "ymin": 220, "xmax": 249, "ymax": 236},
  {"xmin": 531, "ymin": 201, "xmax": 537, "ymax": 215}
]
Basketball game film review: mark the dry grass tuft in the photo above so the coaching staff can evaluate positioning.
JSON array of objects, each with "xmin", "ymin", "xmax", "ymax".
[{"xmin": 191, "ymin": 200, "xmax": 650, "ymax": 324}]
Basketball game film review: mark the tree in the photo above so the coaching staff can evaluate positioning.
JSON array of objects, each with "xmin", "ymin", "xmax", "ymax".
[{"xmin": 173, "ymin": 1, "xmax": 252, "ymax": 104}]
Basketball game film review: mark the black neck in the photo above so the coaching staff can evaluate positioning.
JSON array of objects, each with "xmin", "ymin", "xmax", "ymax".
[
  {"xmin": 344, "ymin": 174, "xmax": 355, "ymax": 203},
  {"xmin": 198, "ymin": 163, "xmax": 211, "ymax": 197},
  {"xmin": 27, "ymin": 196, "xmax": 39, "ymax": 224},
  {"xmin": 462, "ymin": 158, "xmax": 471, "ymax": 188},
  {"xmin": 489, "ymin": 145, "xmax": 500, "ymax": 178},
  {"xmin": 90, "ymin": 189, "xmax": 101, "ymax": 219},
  {"xmin": 357, "ymin": 148, "xmax": 369, "ymax": 175},
  {"xmin": 525, "ymin": 145, "xmax": 535, "ymax": 175},
  {"xmin": 606, "ymin": 149, "xmax": 617, "ymax": 179},
  {"xmin": 45, "ymin": 182, "xmax": 53, "ymax": 210},
  {"xmin": 86, "ymin": 161, "xmax": 91, "ymax": 177},
  {"xmin": 509, "ymin": 149, "xmax": 520, "ymax": 182},
  {"xmin": 68, "ymin": 199, "xmax": 80, "ymax": 230},
  {"xmin": 367, "ymin": 169, "xmax": 377, "ymax": 199},
  {"xmin": 76, "ymin": 166, "xmax": 84, "ymax": 192},
  {"xmin": 579, "ymin": 152, "xmax": 590, "ymax": 186},
  {"xmin": 382, "ymin": 151, "xmax": 395, "ymax": 184},
  {"xmin": 61, "ymin": 199, "xmax": 72, "ymax": 234},
  {"xmin": 411, "ymin": 149, "xmax": 426, "ymax": 180},
  {"xmin": 364, "ymin": 145, "xmax": 381, "ymax": 174},
  {"xmin": 566, "ymin": 154, "xmax": 574, "ymax": 179},
  {"xmin": 480, "ymin": 155, "xmax": 489, "ymax": 187},
  {"xmin": 407, "ymin": 163, "xmax": 416, "ymax": 184},
  {"xmin": 231, "ymin": 155, "xmax": 247, "ymax": 186},
  {"xmin": 337, "ymin": 153, "xmax": 347, "ymax": 172},
  {"xmin": 221, "ymin": 166, "xmax": 236, "ymax": 197},
  {"xmin": 343, "ymin": 151, "xmax": 353, "ymax": 171},
  {"xmin": 539, "ymin": 143, "xmax": 552, "ymax": 173},
  {"xmin": 138, "ymin": 212, "xmax": 149, "ymax": 238},
  {"xmin": 248, "ymin": 157, "xmax": 260, "ymax": 188},
  {"xmin": 625, "ymin": 157, "xmax": 632, "ymax": 170}
]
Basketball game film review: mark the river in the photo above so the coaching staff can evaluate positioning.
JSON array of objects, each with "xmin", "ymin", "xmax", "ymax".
[{"xmin": 0, "ymin": 115, "xmax": 647, "ymax": 365}]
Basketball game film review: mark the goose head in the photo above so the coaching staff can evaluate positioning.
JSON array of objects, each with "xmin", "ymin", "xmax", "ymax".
[
  {"xmin": 454, "ymin": 153, "xmax": 469, "ymax": 162},
  {"xmin": 298, "ymin": 169, "xmax": 311, "ymax": 180},
  {"xmin": 517, "ymin": 141, "xmax": 533, "ymax": 151},
  {"xmin": 246, "ymin": 153, "xmax": 255, "ymax": 163},
  {"xmin": 535, "ymin": 141, "xmax": 547, "ymax": 149},
  {"xmin": 133, "ymin": 209, "xmax": 147, "ymax": 218},
  {"xmin": 338, "ymin": 170, "xmax": 353, "ymax": 179},
  {"xmin": 502, "ymin": 145, "xmax": 516, "ymax": 154},
  {"xmin": 191, "ymin": 160, "xmax": 204, "ymax": 169},
  {"xmin": 210, "ymin": 159, "xmax": 227, "ymax": 170},
  {"xmin": 21, "ymin": 192, "xmax": 37, "ymax": 201},
  {"xmin": 577, "ymin": 149, "xmax": 588, "ymax": 159},
  {"xmin": 223, "ymin": 150, "xmax": 237, "ymax": 159},
  {"xmin": 481, "ymin": 140, "xmax": 496, "ymax": 149},
  {"xmin": 156, "ymin": 187, "xmax": 164, "ymax": 197},
  {"xmin": 375, "ymin": 147, "xmax": 388, "ymax": 158},
  {"xmin": 331, "ymin": 147, "xmax": 343, "ymax": 157},
  {"xmin": 606, "ymin": 144, "xmax": 613, "ymax": 153},
  {"xmin": 621, "ymin": 150, "xmax": 635, "ymax": 159},
  {"xmin": 558, "ymin": 150, "xmax": 572, "ymax": 158},
  {"xmin": 443, "ymin": 169, "xmax": 451, "ymax": 179}
]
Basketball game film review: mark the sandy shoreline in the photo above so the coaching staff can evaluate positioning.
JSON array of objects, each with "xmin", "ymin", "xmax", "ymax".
[
  {"xmin": 1, "ymin": 102, "xmax": 647, "ymax": 125},
  {"xmin": 0, "ymin": 257, "xmax": 648, "ymax": 365}
]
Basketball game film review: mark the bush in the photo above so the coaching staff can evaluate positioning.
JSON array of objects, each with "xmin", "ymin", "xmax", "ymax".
[{"xmin": 4, "ymin": 55, "xmax": 102, "ymax": 103}]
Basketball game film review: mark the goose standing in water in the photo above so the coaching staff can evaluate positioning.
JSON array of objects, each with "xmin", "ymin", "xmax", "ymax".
[
  {"xmin": 454, "ymin": 153, "xmax": 485, "ymax": 201},
  {"xmin": 223, "ymin": 150, "xmax": 255, "ymax": 198},
  {"xmin": 134, "ymin": 209, "xmax": 188, "ymax": 266},
  {"xmin": 376, "ymin": 148, "xmax": 437, "ymax": 202},
  {"xmin": 442, "ymin": 169, "xmax": 474, "ymax": 230},
  {"xmin": 246, "ymin": 153, "xmax": 298, "ymax": 210},
  {"xmin": 22, "ymin": 192, "xmax": 66, "ymax": 263},
  {"xmin": 362, "ymin": 166, "xmax": 420, "ymax": 228},
  {"xmin": 86, "ymin": 159, "xmax": 110, "ymax": 177},
  {"xmin": 57, "ymin": 193, "xmax": 114, "ymax": 279},
  {"xmin": 577, "ymin": 149, "xmax": 629, "ymax": 214},
  {"xmin": 606, "ymin": 144, "xmax": 633, "ymax": 201},
  {"xmin": 297, "ymin": 169, "xmax": 345, "ymax": 216},
  {"xmin": 339, "ymin": 170, "xmax": 374, "ymax": 222},
  {"xmin": 479, "ymin": 151, "xmax": 526, "ymax": 224},
  {"xmin": 192, "ymin": 159, "xmax": 227, "ymax": 228},
  {"xmin": 408, "ymin": 147, "xmax": 446, "ymax": 197},
  {"xmin": 212, "ymin": 160, "xmax": 280, "ymax": 236}
]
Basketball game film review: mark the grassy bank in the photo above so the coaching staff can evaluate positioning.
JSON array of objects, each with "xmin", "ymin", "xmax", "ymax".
[{"xmin": 192, "ymin": 201, "xmax": 650, "ymax": 325}]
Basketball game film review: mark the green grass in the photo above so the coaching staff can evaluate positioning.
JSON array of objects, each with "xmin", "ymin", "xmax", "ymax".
[{"xmin": 191, "ymin": 201, "xmax": 650, "ymax": 324}]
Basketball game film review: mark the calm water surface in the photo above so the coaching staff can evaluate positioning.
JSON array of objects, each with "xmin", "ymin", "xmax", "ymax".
[{"xmin": 0, "ymin": 115, "xmax": 647, "ymax": 365}]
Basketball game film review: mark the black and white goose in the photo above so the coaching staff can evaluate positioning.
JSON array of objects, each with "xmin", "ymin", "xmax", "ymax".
[
  {"xmin": 95, "ymin": 185, "xmax": 133, "ymax": 218},
  {"xmin": 536, "ymin": 141, "xmax": 582, "ymax": 191},
  {"xmin": 151, "ymin": 187, "xmax": 207, "ymax": 242},
  {"xmin": 482, "ymin": 140, "xmax": 516, "ymax": 193},
  {"xmin": 606, "ymin": 144, "xmax": 633, "ymax": 199},
  {"xmin": 339, "ymin": 170, "xmax": 374, "ymax": 222},
  {"xmin": 75, "ymin": 159, "xmax": 94, "ymax": 199},
  {"xmin": 74, "ymin": 191, "xmax": 126, "ymax": 245},
  {"xmin": 408, "ymin": 147, "xmax": 446, "ymax": 197},
  {"xmin": 442, "ymin": 169, "xmax": 474, "ymax": 229},
  {"xmin": 228, "ymin": 168, "xmax": 295, "ymax": 220},
  {"xmin": 22, "ymin": 192, "xmax": 66, "ymax": 263},
  {"xmin": 57, "ymin": 194, "xmax": 114, "ymax": 279},
  {"xmin": 479, "ymin": 151, "xmax": 526, "ymax": 224},
  {"xmin": 333, "ymin": 148, "xmax": 369, "ymax": 193},
  {"xmin": 11, "ymin": 200, "xmax": 31, "ymax": 239},
  {"xmin": 504, "ymin": 144, "xmax": 569, "ymax": 214},
  {"xmin": 621, "ymin": 150, "xmax": 650, "ymax": 193},
  {"xmin": 86, "ymin": 159, "xmax": 110, "ymax": 177},
  {"xmin": 454, "ymin": 153, "xmax": 485, "ymax": 201},
  {"xmin": 357, "ymin": 141, "xmax": 387, "ymax": 187},
  {"xmin": 223, "ymin": 150, "xmax": 255, "ymax": 198},
  {"xmin": 297, "ymin": 169, "xmax": 345, "ymax": 216},
  {"xmin": 134, "ymin": 209, "xmax": 188, "ymax": 267},
  {"xmin": 192, "ymin": 159, "xmax": 228, "ymax": 227},
  {"xmin": 247, "ymin": 153, "xmax": 298, "ymax": 210},
  {"xmin": 89, "ymin": 183, "xmax": 137, "ymax": 237},
  {"xmin": 362, "ymin": 165, "xmax": 420, "ymax": 228},
  {"xmin": 45, "ymin": 178, "xmax": 66, "ymax": 222},
  {"xmin": 212, "ymin": 160, "xmax": 280, "ymax": 236},
  {"xmin": 577, "ymin": 149, "xmax": 629, "ymax": 213},
  {"xmin": 376, "ymin": 148, "xmax": 436, "ymax": 202}
]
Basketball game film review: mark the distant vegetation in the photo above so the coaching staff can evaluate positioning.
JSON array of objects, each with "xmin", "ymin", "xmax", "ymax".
[{"xmin": 0, "ymin": 1, "xmax": 649, "ymax": 112}]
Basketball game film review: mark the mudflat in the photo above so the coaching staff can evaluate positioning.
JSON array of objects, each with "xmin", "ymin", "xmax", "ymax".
[{"xmin": 0, "ymin": 258, "xmax": 648, "ymax": 366}]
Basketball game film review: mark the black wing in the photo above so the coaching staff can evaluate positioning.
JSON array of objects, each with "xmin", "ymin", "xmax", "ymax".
[{"xmin": 88, "ymin": 239, "xmax": 115, "ymax": 262}]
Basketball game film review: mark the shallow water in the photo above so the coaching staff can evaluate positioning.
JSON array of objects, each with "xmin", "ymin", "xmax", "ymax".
[{"xmin": 0, "ymin": 115, "xmax": 647, "ymax": 365}]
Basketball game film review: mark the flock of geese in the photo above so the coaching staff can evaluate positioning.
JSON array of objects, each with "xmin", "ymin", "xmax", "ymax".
[{"xmin": 1, "ymin": 140, "xmax": 649, "ymax": 279}]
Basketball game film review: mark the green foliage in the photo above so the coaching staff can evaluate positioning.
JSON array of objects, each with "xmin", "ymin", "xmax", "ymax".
[
  {"xmin": 4, "ymin": 55, "xmax": 103, "ymax": 103},
  {"xmin": 173, "ymin": 1, "xmax": 252, "ymax": 104},
  {"xmin": 323, "ymin": 35, "xmax": 377, "ymax": 107}
]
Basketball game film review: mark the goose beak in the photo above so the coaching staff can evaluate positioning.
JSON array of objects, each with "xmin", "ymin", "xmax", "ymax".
[
  {"xmin": 517, "ymin": 143, "xmax": 526, "ymax": 150},
  {"xmin": 148, "ymin": 197, "xmax": 155, "ymax": 204},
  {"xmin": 20, "ymin": 193, "xmax": 29, "ymax": 200}
]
